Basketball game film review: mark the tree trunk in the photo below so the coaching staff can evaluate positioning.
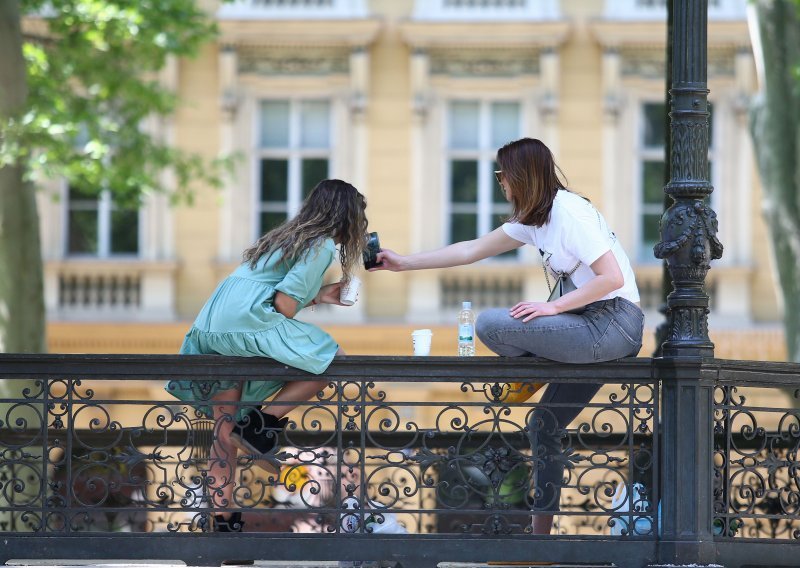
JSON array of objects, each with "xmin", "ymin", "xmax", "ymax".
[
  {"xmin": 749, "ymin": 0, "xmax": 800, "ymax": 362},
  {"xmin": 0, "ymin": 0, "xmax": 46, "ymax": 532},
  {"xmin": 0, "ymin": 1, "xmax": 45, "ymax": 353}
]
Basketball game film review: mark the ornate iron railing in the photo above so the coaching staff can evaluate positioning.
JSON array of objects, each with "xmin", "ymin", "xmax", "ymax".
[
  {"xmin": 713, "ymin": 363, "xmax": 800, "ymax": 543},
  {"xmin": 1, "ymin": 355, "xmax": 799, "ymax": 567}
]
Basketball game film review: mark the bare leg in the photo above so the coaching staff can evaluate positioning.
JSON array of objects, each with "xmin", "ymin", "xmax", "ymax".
[
  {"xmin": 265, "ymin": 347, "xmax": 345, "ymax": 418},
  {"xmin": 532, "ymin": 514, "xmax": 554, "ymax": 535},
  {"xmin": 208, "ymin": 386, "xmax": 242, "ymax": 518}
]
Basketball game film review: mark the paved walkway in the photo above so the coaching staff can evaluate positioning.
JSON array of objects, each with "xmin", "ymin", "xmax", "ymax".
[{"xmin": 5, "ymin": 562, "xmax": 610, "ymax": 568}]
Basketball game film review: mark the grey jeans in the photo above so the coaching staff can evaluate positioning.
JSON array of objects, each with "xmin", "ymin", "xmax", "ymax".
[{"xmin": 475, "ymin": 297, "xmax": 645, "ymax": 511}]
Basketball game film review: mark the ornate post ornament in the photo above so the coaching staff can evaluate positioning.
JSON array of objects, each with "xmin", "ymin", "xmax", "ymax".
[{"xmin": 654, "ymin": 0, "xmax": 723, "ymax": 358}]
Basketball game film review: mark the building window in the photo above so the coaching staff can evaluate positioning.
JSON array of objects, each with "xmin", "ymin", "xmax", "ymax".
[
  {"xmin": 638, "ymin": 102, "xmax": 713, "ymax": 261},
  {"xmin": 634, "ymin": 0, "xmax": 721, "ymax": 8},
  {"xmin": 638, "ymin": 103, "xmax": 667, "ymax": 262},
  {"xmin": 257, "ymin": 99, "xmax": 331, "ymax": 235},
  {"xmin": 447, "ymin": 100, "xmax": 519, "ymax": 256},
  {"xmin": 66, "ymin": 186, "xmax": 139, "ymax": 257},
  {"xmin": 605, "ymin": 0, "xmax": 740, "ymax": 21},
  {"xmin": 217, "ymin": 0, "xmax": 368, "ymax": 20},
  {"xmin": 414, "ymin": 0, "xmax": 560, "ymax": 21}
]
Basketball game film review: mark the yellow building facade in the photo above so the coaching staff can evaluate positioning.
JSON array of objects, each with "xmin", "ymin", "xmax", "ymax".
[{"xmin": 36, "ymin": 0, "xmax": 787, "ymax": 361}]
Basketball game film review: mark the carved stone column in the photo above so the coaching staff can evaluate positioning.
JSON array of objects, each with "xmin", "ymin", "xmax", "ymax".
[
  {"xmin": 218, "ymin": 45, "xmax": 239, "ymax": 262},
  {"xmin": 410, "ymin": 48, "xmax": 430, "ymax": 120},
  {"xmin": 149, "ymin": 54, "xmax": 178, "ymax": 261},
  {"xmin": 601, "ymin": 48, "xmax": 622, "ymax": 118},
  {"xmin": 731, "ymin": 47, "xmax": 754, "ymax": 264},
  {"xmin": 654, "ymin": 0, "xmax": 723, "ymax": 358},
  {"xmin": 601, "ymin": 48, "xmax": 622, "ymax": 230},
  {"xmin": 349, "ymin": 47, "xmax": 369, "ymax": 117},
  {"xmin": 407, "ymin": 49, "xmax": 440, "ymax": 321},
  {"xmin": 349, "ymin": 47, "xmax": 369, "ymax": 193},
  {"xmin": 409, "ymin": 48, "xmax": 430, "ymax": 254},
  {"xmin": 538, "ymin": 47, "xmax": 559, "ymax": 150}
]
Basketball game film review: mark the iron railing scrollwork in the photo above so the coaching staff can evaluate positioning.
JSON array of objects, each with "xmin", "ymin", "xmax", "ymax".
[
  {"xmin": 2, "ymin": 355, "xmax": 800, "ymax": 567},
  {"xmin": 713, "ymin": 384, "xmax": 800, "ymax": 540}
]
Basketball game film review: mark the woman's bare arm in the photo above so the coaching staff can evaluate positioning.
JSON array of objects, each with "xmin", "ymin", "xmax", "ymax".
[
  {"xmin": 509, "ymin": 250, "xmax": 625, "ymax": 322},
  {"xmin": 274, "ymin": 291, "xmax": 299, "ymax": 319},
  {"xmin": 550, "ymin": 251, "xmax": 624, "ymax": 313},
  {"xmin": 373, "ymin": 227, "xmax": 524, "ymax": 272}
]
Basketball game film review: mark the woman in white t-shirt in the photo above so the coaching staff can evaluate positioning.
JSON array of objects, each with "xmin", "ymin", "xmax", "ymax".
[{"xmin": 372, "ymin": 137, "xmax": 644, "ymax": 534}]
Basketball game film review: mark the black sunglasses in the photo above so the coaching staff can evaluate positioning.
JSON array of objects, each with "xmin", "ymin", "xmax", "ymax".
[{"xmin": 494, "ymin": 170, "xmax": 503, "ymax": 185}]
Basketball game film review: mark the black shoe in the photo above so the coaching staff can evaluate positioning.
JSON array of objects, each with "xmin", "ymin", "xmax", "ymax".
[
  {"xmin": 213, "ymin": 512, "xmax": 244, "ymax": 532},
  {"xmin": 230, "ymin": 410, "xmax": 288, "ymax": 473},
  {"xmin": 214, "ymin": 513, "xmax": 254, "ymax": 565}
]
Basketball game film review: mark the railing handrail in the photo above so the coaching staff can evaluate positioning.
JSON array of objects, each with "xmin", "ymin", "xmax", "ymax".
[
  {"xmin": 0, "ymin": 353, "xmax": 656, "ymax": 380},
  {"xmin": 3, "ymin": 353, "xmax": 799, "ymax": 384}
]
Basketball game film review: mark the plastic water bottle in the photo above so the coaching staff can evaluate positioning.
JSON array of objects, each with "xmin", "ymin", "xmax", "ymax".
[
  {"xmin": 340, "ymin": 496, "xmax": 362, "ymax": 534},
  {"xmin": 338, "ymin": 496, "xmax": 380, "ymax": 567},
  {"xmin": 339, "ymin": 497, "xmax": 364, "ymax": 567},
  {"xmin": 458, "ymin": 301, "xmax": 476, "ymax": 356},
  {"xmin": 609, "ymin": 482, "xmax": 655, "ymax": 536}
]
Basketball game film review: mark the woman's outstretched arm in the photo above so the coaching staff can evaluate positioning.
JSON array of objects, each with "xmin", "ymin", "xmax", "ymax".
[{"xmin": 372, "ymin": 227, "xmax": 523, "ymax": 272}]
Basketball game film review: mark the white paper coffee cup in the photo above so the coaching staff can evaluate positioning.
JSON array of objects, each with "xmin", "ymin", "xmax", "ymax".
[
  {"xmin": 411, "ymin": 329, "xmax": 433, "ymax": 356},
  {"xmin": 339, "ymin": 276, "xmax": 362, "ymax": 306}
]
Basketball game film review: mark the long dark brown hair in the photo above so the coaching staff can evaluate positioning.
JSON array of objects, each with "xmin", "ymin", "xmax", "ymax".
[
  {"xmin": 496, "ymin": 138, "xmax": 569, "ymax": 227},
  {"xmin": 243, "ymin": 179, "xmax": 368, "ymax": 280}
]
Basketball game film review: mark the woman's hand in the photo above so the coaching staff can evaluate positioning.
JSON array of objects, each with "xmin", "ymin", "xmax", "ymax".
[
  {"xmin": 510, "ymin": 301, "xmax": 559, "ymax": 322},
  {"xmin": 371, "ymin": 249, "xmax": 408, "ymax": 272},
  {"xmin": 314, "ymin": 282, "xmax": 347, "ymax": 306}
]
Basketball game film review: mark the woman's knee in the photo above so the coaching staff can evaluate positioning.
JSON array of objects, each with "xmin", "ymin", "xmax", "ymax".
[
  {"xmin": 475, "ymin": 309, "xmax": 505, "ymax": 344},
  {"xmin": 476, "ymin": 309, "xmax": 530, "ymax": 357}
]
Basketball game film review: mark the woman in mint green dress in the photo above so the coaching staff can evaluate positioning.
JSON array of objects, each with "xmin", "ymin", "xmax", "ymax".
[{"xmin": 166, "ymin": 179, "xmax": 369, "ymax": 532}]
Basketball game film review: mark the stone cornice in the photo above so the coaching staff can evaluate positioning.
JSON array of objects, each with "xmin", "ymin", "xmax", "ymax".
[
  {"xmin": 398, "ymin": 20, "xmax": 571, "ymax": 50},
  {"xmin": 237, "ymin": 46, "xmax": 351, "ymax": 76},
  {"xmin": 218, "ymin": 18, "xmax": 382, "ymax": 48},
  {"xmin": 589, "ymin": 20, "xmax": 750, "ymax": 50},
  {"xmin": 428, "ymin": 47, "xmax": 540, "ymax": 77}
]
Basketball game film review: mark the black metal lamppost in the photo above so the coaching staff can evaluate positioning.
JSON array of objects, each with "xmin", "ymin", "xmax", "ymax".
[
  {"xmin": 655, "ymin": 0, "xmax": 724, "ymax": 358},
  {"xmin": 652, "ymin": 1, "xmax": 723, "ymax": 566}
]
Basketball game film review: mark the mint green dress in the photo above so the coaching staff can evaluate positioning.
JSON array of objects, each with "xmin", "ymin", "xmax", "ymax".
[{"xmin": 166, "ymin": 239, "xmax": 339, "ymax": 417}]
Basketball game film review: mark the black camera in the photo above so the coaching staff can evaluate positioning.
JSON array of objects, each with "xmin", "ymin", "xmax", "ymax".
[{"xmin": 363, "ymin": 232, "xmax": 382, "ymax": 269}]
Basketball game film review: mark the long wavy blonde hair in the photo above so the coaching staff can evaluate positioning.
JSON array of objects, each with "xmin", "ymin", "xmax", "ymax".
[{"xmin": 243, "ymin": 179, "xmax": 369, "ymax": 280}]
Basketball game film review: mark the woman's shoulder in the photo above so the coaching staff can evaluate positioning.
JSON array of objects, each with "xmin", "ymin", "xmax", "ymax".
[
  {"xmin": 310, "ymin": 237, "xmax": 336, "ymax": 257},
  {"xmin": 320, "ymin": 237, "xmax": 336, "ymax": 252},
  {"xmin": 296, "ymin": 237, "xmax": 336, "ymax": 264},
  {"xmin": 552, "ymin": 190, "xmax": 595, "ymax": 221}
]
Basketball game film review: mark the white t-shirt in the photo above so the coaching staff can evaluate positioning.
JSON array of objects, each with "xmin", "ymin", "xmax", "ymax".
[{"xmin": 502, "ymin": 190, "xmax": 640, "ymax": 304}]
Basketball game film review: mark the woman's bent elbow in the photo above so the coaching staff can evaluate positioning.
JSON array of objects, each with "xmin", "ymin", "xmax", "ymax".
[
  {"xmin": 273, "ymin": 295, "xmax": 298, "ymax": 319},
  {"xmin": 609, "ymin": 275, "xmax": 625, "ymax": 292}
]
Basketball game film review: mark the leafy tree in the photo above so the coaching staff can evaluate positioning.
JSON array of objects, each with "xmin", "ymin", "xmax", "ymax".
[
  {"xmin": 749, "ymin": 0, "xmax": 800, "ymax": 362},
  {"xmin": 1, "ymin": 0, "xmax": 225, "ymax": 353},
  {"xmin": 0, "ymin": 0, "xmax": 224, "ymax": 530}
]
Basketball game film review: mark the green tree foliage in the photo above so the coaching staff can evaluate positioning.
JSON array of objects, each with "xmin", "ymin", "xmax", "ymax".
[
  {"xmin": 749, "ymin": 0, "xmax": 800, "ymax": 362},
  {"xmin": 3, "ymin": 0, "xmax": 224, "ymax": 206},
  {"xmin": 0, "ymin": 0, "xmax": 226, "ymax": 354},
  {"xmin": 0, "ymin": 0, "xmax": 225, "ymax": 531}
]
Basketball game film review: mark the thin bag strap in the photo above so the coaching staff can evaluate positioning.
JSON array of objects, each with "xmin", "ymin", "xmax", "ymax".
[
  {"xmin": 541, "ymin": 258, "xmax": 553, "ymax": 294},
  {"xmin": 541, "ymin": 252, "xmax": 580, "ymax": 294},
  {"xmin": 537, "ymin": 198, "xmax": 608, "ymax": 293}
]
